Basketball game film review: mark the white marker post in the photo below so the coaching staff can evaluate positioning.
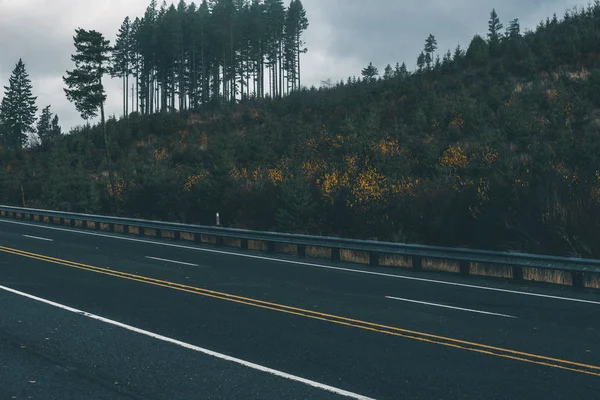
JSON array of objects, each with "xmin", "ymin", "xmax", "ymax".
[{"xmin": 216, "ymin": 212, "xmax": 220, "ymax": 226}]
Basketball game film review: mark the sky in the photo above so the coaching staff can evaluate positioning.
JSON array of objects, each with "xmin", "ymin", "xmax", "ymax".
[{"xmin": 0, "ymin": 0, "xmax": 584, "ymax": 133}]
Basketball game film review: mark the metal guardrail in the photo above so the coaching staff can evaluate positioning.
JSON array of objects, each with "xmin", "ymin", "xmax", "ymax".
[{"xmin": 0, "ymin": 205, "xmax": 599, "ymax": 289}]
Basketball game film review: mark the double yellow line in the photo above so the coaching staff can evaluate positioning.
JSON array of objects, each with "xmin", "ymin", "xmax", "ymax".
[{"xmin": 1, "ymin": 244, "xmax": 599, "ymax": 377}]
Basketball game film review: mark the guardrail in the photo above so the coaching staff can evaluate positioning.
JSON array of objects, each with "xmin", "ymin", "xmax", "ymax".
[{"xmin": 0, "ymin": 205, "xmax": 599, "ymax": 290}]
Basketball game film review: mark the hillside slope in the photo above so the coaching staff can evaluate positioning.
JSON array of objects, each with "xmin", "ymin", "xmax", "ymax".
[{"xmin": 2, "ymin": 4, "xmax": 600, "ymax": 258}]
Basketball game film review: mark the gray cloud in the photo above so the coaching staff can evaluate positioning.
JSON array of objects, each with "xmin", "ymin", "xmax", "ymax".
[{"xmin": 0, "ymin": 0, "xmax": 584, "ymax": 133}]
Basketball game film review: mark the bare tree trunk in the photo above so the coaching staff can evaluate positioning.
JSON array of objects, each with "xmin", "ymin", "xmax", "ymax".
[{"xmin": 100, "ymin": 93, "xmax": 117, "ymax": 214}]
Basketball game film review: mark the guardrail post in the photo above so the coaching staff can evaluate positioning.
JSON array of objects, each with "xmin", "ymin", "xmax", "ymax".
[
  {"xmin": 194, "ymin": 233, "xmax": 203, "ymax": 244},
  {"xmin": 459, "ymin": 260, "xmax": 470, "ymax": 276},
  {"xmin": 123, "ymin": 224, "xmax": 129, "ymax": 234},
  {"xmin": 139, "ymin": 227, "xmax": 145, "ymax": 236},
  {"xmin": 70, "ymin": 219, "xmax": 76, "ymax": 227},
  {"xmin": 155, "ymin": 229, "xmax": 162, "ymax": 238},
  {"xmin": 297, "ymin": 245, "xmax": 306, "ymax": 258},
  {"xmin": 108, "ymin": 223, "xmax": 115, "ymax": 232},
  {"xmin": 369, "ymin": 252, "xmax": 379, "ymax": 266},
  {"xmin": 572, "ymin": 271, "xmax": 584, "ymax": 290},
  {"xmin": 513, "ymin": 266, "xmax": 523, "ymax": 282},
  {"xmin": 59, "ymin": 217, "xmax": 65, "ymax": 225},
  {"xmin": 174, "ymin": 231, "xmax": 181, "ymax": 240},
  {"xmin": 412, "ymin": 256, "xmax": 423, "ymax": 271},
  {"xmin": 267, "ymin": 241, "xmax": 275, "ymax": 253},
  {"xmin": 241, "ymin": 239, "xmax": 248, "ymax": 250},
  {"xmin": 331, "ymin": 248, "xmax": 340, "ymax": 262},
  {"xmin": 215, "ymin": 236, "xmax": 223, "ymax": 246}
]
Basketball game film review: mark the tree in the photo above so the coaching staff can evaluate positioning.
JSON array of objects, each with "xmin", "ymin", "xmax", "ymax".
[
  {"xmin": 487, "ymin": 9, "xmax": 503, "ymax": 56},
  {"xmin": 417, "ymin": 51, "xmax": 426, "ymax": 72},
  {"xmin": 506, "ymin": 18, "xmax": 521, "ymax": 38},
  {"xmin": 466, "ymin": 34, "xmax": 489, "ymax": 67},
  {"xmin": 63, "ymin": 28, "xmax": 117, "ymax": 211},
  {"xmin": 424, "ymin": 34, "xmax": 438, "ymax": 70},
  {"xmin": 394, "ymin": 62, "xmax": 409, "ymax": 78},
  {"xmin": 0, "ymin": 59, "xmax": 38, "ymax": 150},
  {"xmin": 361, "ymin": 62, "xmax": 379, "ymax": 82},
  {"xmin": 111, "ymin": 16, "xmax": 133, "ymax": 118},
  {"xmin": 50, "ymin": 114, "xmax": 62, "ymax": 138},
  {"xmin": 36, "ymin": 105, "xmax": 52, "ymax": 146},
  {"xmin": 383, "ymin": 64, "xmax": 393, "ymax": 80}
]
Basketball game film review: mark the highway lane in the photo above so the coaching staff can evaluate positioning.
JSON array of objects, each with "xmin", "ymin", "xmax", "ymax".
[
  {"xmin": 0, "ymin": 286, "xmax": 351, "ymax": 400},
  {"xmin": 1, "ymin": 218, "xmax": 599, "ymax": 399},
  {"xmin": 2, "ymin": 219, "xmax": 600, "ymax": 347}
]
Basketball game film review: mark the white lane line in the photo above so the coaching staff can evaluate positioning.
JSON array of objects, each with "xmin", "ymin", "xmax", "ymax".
[
  {"xmin": 2, "ymin": 218, "xmax": 600, "ymax": 306},
  {"xmin": 22, "ymin": 234, "xmax": 53, "ymax": 242},
  {"xmin": 0, "ymin": 284, "xmax": 374, "ymax": 400},
  {"xmin": 145, "ymin": 256, "xmax": 198, "ymax": 267},
  {"xmin": 386, "ymin": 296, "xmax": 517, "ymax": 318}
]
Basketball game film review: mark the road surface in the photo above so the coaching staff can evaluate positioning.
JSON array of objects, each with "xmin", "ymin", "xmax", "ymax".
[{"xmin": 0, "ymin": 217, "xmax": 599, "ymax": 399}]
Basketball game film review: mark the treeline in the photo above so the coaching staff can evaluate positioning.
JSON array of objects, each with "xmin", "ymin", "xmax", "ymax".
[{"xmin": 111, "ymin": 0, "xmax": 308, "ymax": 118}]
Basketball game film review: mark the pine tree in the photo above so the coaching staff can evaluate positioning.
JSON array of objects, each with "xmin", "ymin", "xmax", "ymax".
[
  {"xmin": 111, "ymin": 16, "xmax": 132, "ymax": 118},
  {"xmin": 417, "ymin": 51, "xmax": 426, "ymax": 72},
  {"xmin": 507, "ymin": 18, "xmax": 521, "ymax": 38},
  {"xmin": 394, "ymin": 62, "xmax": 409, "ymax": 78},
  {"xmin": 36, "ymin": 105, "xmax": 52, "ymax": 146},
  {"xmin": 383, "ymin": 64, "xmax": 393, "ymax": 79},
  {"xmin": 361, "ymin": 62, "xmax": 378, "ymax": 82},
  {"xmin": 487, "ymin": 8, "xmax": 503, "ymax": 56},
  {"xmin": 50, "ymin": 114, "xmax": 62, "ymax": 139},
  {"xmin": 63, "ymin": 28, "xmax": 117, "ymax": 211},
  {"xmin": 0, "ymin": 59, "xmax": 38, "ymax": 150},
  {"xmin": 424, "ymin": 34, "xmax": 438, "ymax": 70}
]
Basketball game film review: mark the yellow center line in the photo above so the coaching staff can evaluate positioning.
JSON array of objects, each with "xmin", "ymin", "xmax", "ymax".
[{"xmin": 1, "ymin": 244, "xmax": 599, "ymax": 377}]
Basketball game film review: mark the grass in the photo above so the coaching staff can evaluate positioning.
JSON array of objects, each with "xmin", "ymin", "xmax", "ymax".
[
  {"xmin": 423, "ymin": 258, "xmax": 460, "ymax": 273},
  {"xmin": 523, "ymin": 267, "xmax": 572, "ymax": 286},
  {"xmin": 275, "ymin": 243, "xmax": 297, "ymax": 256},
  {"xmin": 340, "ymin": 249, "xmax": 370, "ymax": 264},
  {"xmin": 180, "ymin": 232, "xmax": 194, "ymax": 241},
  {"xmin": 144, "ymin": 228, "xmax": 157, "ymax": 237},
  {"xmin": 583, "ymin": 273, "xmax": 600, "ymax": 289},
  {"xmin": 223, "ymin": 237, "xmax": 241, "ymax": 248},
  {"xmin": 379, "ymin": 254, "xmax": 412, "ymax": 268},
  {"xmin": 470, "ymin": 262, "xmax": 513, "ymax": 279},
  {"xmin": 248, "ymin": 240, "xmax": 267, "ymax": 251},
  {"xmin": 306, "ymin": 246, "xmax": 330, "ymax": 260},
  {"xmin": 197, "ymin": 234, "xmax": 217, "ymax": 244}
]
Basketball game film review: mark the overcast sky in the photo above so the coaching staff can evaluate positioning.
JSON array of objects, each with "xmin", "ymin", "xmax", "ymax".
[{"xmin": 0, "ymin": 0, "xmax": 582, "ymax": 133}]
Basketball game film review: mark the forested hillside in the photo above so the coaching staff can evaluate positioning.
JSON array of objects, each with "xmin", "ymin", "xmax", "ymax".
[{"xmin": 2, "ymin": 1, "xmax": 600, "ymax": 258}]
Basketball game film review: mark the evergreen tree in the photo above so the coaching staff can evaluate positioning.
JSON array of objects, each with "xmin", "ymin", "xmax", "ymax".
[
  {"xmin": 466, "ymin": 34, "xmax": 489, "ymax": 67},
  {"xmin": 36, "ymin": 105, "xmax": 52, "ymax": 146},
  {"xmin": 0, "ymin": 59, "xmax": 38, "ymax": 150},
  {"xmin": 50, "ymin": 114, "xmax": 62, "ymax": 139},
  {"xmin": 417, "ymin": 51, "xmax": 426, "ymax": 72},
  {"xmin": 361, "ymin": 62, "xmax": 379, "ymax": 82},
  {"xmin": 487, "ymin": 8, "xmax": 503, "ymax": 56},
  {"xmin": 383, "ymin": 64, "xmax": 393, "ymax": 79},
  {"xmin": 424, "ymin": 34, "xmax": 438, "ymax": 70},
  {"xmin": 63, "ymin": 28, "xmax": 117, "ymax": 211},
  {"xmin": 111, "ymin": 16, "xmax": 132, "ymax": 118},
  {"xmin": 506, "ymin": 18, "xmax": 521, "ymax": 38}
]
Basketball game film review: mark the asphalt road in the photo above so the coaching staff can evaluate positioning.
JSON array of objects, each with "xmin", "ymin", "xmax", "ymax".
[{"xmin": 0, "ymin": 217, "xmax": 599, "ymax": 399}]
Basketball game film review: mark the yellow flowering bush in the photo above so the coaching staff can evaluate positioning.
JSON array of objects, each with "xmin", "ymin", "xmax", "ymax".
[
  {"xmin": 440, "ymin": 144, "xmax": 468, "ymax": 169},
  {"xmin": 348, "ymin": 167, "xmax": 388, "ymax": 209},
  {"xmin": 372, "ymin": 138, "xmax": 401, "ymax": 156},
  {"xmin": 183, "ymin": 171, "xmax": 209, "ymax": 192}
]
